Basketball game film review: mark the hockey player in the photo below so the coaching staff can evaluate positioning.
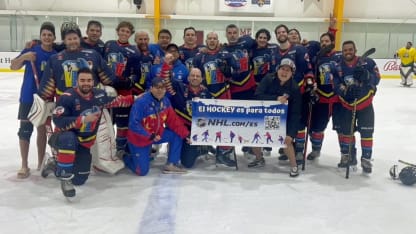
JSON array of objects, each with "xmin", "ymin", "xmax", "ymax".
[
  {"xmin": 334, "ymin": 40, "xmax": 380, "ymax": 173},
  {"xmin": 149, "ymin": 29, "xmax": 172, "ymax": 64},
  {"xmin": 249, "ymin": 58, "xmax": 302, "ymax": 177},
  {"xmin": 251, "ymin": 28, "xmax": 278, "ymax": 156},
  {"xmin": 273, "ymin": 24, "xmax": 315, "ymax": 165},
  {"xmin": 169, "ymin": 67, "xmax": 214, "ymax": 168},
  {"xmin": 394, "ymin": 41, "xmax": 416, "ymax": 86},
  {"xmin": 81, "ymin": 20, "xmax": 105, "ymax": 56},
  {"xmin": 192, "ymin": 32, "xmax": 239, "ymax": 167},
  {"xmin": 222, "ymin": 24, "xmax": 257, "ymax": 99},
  {"xmin": 133, "ymin": 31, "xmax": 154, "ymax": 95},
  {"xmin": 45, "ymin": 68, "xmax": 135, "ymax": 199},
  {"xmin": 125, "ymin": 77, "xmax": 190, "ymax": 176},
  {"xmin": 103, "ymin": 21, "xmax": 141, "ymax": 156},
  {"xmin": 10, "ymin": 22, "xmax": 57, "ymax": 179},
  {"xmin": 307, "ymin": 32, "xmax": 343, "ymax": 160},
  {"xmin": 179, "ymin": 27, "xmax": 205, "ymax": 70},
  {"xmin": 37, "ymin": 21, "xmax": 127, "ymax": 102}
]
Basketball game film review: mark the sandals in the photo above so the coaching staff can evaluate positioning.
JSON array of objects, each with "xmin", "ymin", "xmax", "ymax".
[{"xmin": 17, "ymin": 168, "xmax": 30, "ymax": 179}]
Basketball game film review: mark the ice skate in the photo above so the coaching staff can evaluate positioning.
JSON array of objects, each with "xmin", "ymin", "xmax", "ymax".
[
  {"xmin": 60, "ymin": 174, "xmax": 76, "ymax": 201},
  {"xmin": 337, "ymin": 153, "xmax": 357, "ymax": 171},
  {"xmin": 216, "ymin": 149, "xmax": 236, "ymax": 167},
  {"xmin": 361, "ymin": 158, "xmax": 373, "ymax": 174},
  {"xmin": 277, "ymin": 147, "xmax": 288, "ymax": 161},
  {"xmin": 247, "ymin": 157, "xmax": 265, "ymax": 168},
  {"xmin": 306, "ymin": 150, "xmax": 320, "ymax": 160},
  {"xmin": 41, "ymin": 153, "xmax": 57, "ymax": 178}
]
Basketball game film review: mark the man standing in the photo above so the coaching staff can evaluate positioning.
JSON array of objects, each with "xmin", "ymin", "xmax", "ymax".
[
  {"xmin": 395, "ymin": 41, "xmax": 416, "ymax": 87},
  {"xmin": 10, "ymin": 22, "xmax": 57, "ymax": 178},
  {"xmin": 334, "ymin": 41, "xmax": 380, "ymax": 173}
]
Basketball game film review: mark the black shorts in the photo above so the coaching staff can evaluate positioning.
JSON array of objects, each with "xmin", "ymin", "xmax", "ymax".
[{"xmin": 17, "ymin": 103, "xmax": 32, "ymax": 120}]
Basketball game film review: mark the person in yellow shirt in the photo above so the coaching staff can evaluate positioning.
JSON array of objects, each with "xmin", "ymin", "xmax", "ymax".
[{"xmin": 395, "ymin": 41, "xmax": 416, "ymax": 86}]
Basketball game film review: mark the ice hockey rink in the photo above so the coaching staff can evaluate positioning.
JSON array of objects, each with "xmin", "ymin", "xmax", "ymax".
[{"xmin": 0, "ymin": 72, "xmax": 415, "ymax": 234}]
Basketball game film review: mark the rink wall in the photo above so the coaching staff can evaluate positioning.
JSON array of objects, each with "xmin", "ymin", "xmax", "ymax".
[{"xmin": 0, "ymin": 52, "xmax": 403, "ymax": 79}]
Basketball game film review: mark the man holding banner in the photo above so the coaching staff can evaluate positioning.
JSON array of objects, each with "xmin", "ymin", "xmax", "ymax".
[{"xmin": 250, "ymin": 58, "xmax": 302, "ymax": 177}]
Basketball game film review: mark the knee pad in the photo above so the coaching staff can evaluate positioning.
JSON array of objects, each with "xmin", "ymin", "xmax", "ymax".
[
  {"xmin": 58, "ymin": 131, "xmax": 78, "ymax": 151},
  {"xmin": 18, "ymin": 121, "xmax": 33, "ymax": 142}
]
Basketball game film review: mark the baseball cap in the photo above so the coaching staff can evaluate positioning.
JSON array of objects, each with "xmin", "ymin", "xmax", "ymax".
[
  {"xmin": 278, "ymin": 58, "xmax": 296, "ymax": 72},
  {"xmin": 151, "ymin": 77, "xmax": 166, "ymax": 87}
]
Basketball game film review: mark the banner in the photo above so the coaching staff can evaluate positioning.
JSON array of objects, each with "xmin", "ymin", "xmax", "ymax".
[
  {"xmin": 218, "ymin": 0, "xmax": 274, "ymax": 13},
  {"xmin": 191, "ymin": 99, "xmax": 287, "ymax": 147}
]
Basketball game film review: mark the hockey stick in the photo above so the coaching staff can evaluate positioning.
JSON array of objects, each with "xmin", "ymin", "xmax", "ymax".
[
  {"xmin": 302, "ymin": 44, "xmax": 335, "ymax": 170},
  {"xmin": 30, "ymin": 61, "xmax": 40, "ymax": 89},
  {"xmin": 346, "ymin": 98, "xmax": 357, "ymax": 179},
  {"xmin": 359, "ymin": 48, "xmax": 376, "ymax": 66},
  {"xmin": 398, "ymin": 159, "xmax": 416, "ymax": 168}
]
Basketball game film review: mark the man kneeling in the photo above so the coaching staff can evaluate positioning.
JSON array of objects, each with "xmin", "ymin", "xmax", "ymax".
[{"xmin": 125, "ymin": 77, "xmax": 190, "ymax": 176}]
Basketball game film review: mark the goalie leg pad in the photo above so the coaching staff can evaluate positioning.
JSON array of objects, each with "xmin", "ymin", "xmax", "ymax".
[
  {"xmin": 18, "ymin": 121, "xmax": 34, "ymax": 142},
  {"xmin": 28, "ymin": 94, "xmax": 48, "ymax": 127}
]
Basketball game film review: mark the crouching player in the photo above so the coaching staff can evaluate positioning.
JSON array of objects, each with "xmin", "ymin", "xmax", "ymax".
[
  {"xmin": 125, "ymin": 77, "xmax": 190, "ymax": 176},
  {"xmin": 42, "ymin": 68, "xmax": 134, "ymax": 199}
]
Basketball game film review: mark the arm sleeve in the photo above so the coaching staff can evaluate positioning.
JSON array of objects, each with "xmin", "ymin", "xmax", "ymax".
[{"xmin": 52, "ymin": 94, "xmax": 83, "ymax": 131}]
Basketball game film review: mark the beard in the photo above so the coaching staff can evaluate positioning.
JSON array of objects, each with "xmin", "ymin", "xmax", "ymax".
[{"xmin": 79, "ymin": 85, "xmax": 92, "ymax": 95}]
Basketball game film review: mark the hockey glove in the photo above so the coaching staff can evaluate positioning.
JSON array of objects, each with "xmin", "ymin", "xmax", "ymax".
[
  {"xmin": 353, "ymin": 66, "xmax": 370, "ymax": 84},
  {"xmin": 308, "ymin": 91, "xmax": 320, "ymax": 105}
]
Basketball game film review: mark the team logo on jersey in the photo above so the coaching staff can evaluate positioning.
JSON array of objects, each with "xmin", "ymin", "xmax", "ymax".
[
  {"xmin": 319, "ymin": 64, "xmax": 333, "ymax": 85},
  {"xmin": 53, "ymin": 106, "xmax": 65, "ymax": 117},
  {"xmin": 224, "ymin": 0, "xmax": 247, "ymax": 7}
]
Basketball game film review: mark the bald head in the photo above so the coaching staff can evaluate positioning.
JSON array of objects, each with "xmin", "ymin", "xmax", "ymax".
[
  {"xmin": 206, "ymin": 32, "xmax": 219, "ymax": 50},
  {"xmin": 188, "ymin": 67, "xmax": 203, "ymax": 88},
  {"xmin": 135, "ymin": 31, "xmax": 150, "ymax": 51}
]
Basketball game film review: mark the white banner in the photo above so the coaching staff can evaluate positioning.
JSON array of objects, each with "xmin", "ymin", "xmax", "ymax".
[
  {"xmin": 218, "ymin": 0, "xmax": 274, "ymax": 13},
  {"xmin": 191, "ymin": 99, "xmax": 287, "ymax": 147}
]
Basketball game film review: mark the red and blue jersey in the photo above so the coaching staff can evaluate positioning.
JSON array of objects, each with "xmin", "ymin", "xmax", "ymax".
[{"xmin": 127, "ymin": 92, "xmax": 189, "ymax": 147}]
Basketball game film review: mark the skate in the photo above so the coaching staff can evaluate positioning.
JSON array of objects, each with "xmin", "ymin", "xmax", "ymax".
[
  {"xmin": 60, "ymin": 174, "xmax": 76, "ymax": 200},
  {"xmin": 337, "ymin": 153, "xmax": 357, "ymax": 171},
  {"xmin": 295, "ymin": 152, "xmax": 304, "ymax": 165},
  {"xmin": 306, "ymin": 150, "xmax": 321, "ymax": 160},
  {"xmin": 361, "ymin": 158, "xmax": 373, "ymax": 174},
  {"xmin": 289, "ymin": 166, "xmax": 299, "ymax": 177},
  {"xmin": 41, "ymin": 154, "xmax": 57, "ymax": 178},
  {"xmin": 262, "ymin": 147, "xmax": 272, "ymax": 157},
  {"xmin": 247, "ymin": 157, "xmax": 265, "ymax": 168},
  {"xmin": 278, "ymin": 147, "xmax": 288, "ymax": 161},
  {"xmin": 216, "ymin": 149, "xmax": 236, "ymax": 167},
  {"xmin": 162, "ymin": 163, "xmax": 187, "ymax": 174}
]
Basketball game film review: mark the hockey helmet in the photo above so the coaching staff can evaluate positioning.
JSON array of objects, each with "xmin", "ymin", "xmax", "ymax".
[
  {"xmin": 60, "ymin": 21, "xmax": 82, "ymax": 40},
  {"xmin": 389, "ymin": 165, "xmax": 399, "ymax": 180},
  {"xmin": 278, "ymin": 58, "xmax": 296, "ymax": 72},
  {"xmin": 399, "ymin": 166, "xmax": 416, "ymax": 186}
]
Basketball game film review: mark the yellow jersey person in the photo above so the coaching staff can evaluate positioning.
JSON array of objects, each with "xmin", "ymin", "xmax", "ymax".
[{"xmin": 395, "ymin": 41, "xmax": 416, "ymax": 86}]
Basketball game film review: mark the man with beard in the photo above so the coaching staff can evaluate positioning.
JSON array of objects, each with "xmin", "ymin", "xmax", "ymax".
[
  {"xmin": 192, "ymin": 32, "xmax": 238, "ymax": 167},
  {"xmin": 133, "ymin": 31, "xmax": 154, "ymax": 94},
  {"xmin": 334, "ymin": 40, "xmax": 380, "ymax": 173},
  {"xmin": 48, "ymin": 68, "xmax": 134, "ymax": 199},
  {"xmin": 273, "ymin": 24, "xmax": 315, "ymax": 166}
]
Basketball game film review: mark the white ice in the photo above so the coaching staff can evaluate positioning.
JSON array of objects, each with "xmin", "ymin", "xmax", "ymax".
[{"xmin": 0, "ymin": 73, "xmax": 414, "ymax": 234}]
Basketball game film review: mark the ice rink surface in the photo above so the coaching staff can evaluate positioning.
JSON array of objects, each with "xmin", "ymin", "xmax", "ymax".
[{"xmin": 0, "ymin": 73, "xmax": 415, "ymax": 234}]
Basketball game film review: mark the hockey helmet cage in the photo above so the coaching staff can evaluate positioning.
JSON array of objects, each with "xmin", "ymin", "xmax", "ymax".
[
  {"xmin": 399, "ymin": 166, "xmax": 416, "ymax": 186},
  {"xmin": 60, "ymin": 21, "xmax": 82, "ymax": 40},
  {"xmin": 278, "ymin": 58, "xmax": 296, "ymax": 72},
  {"xmin": 389, "ymin": 165, "xmax": 399, "ymax": 180}
]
